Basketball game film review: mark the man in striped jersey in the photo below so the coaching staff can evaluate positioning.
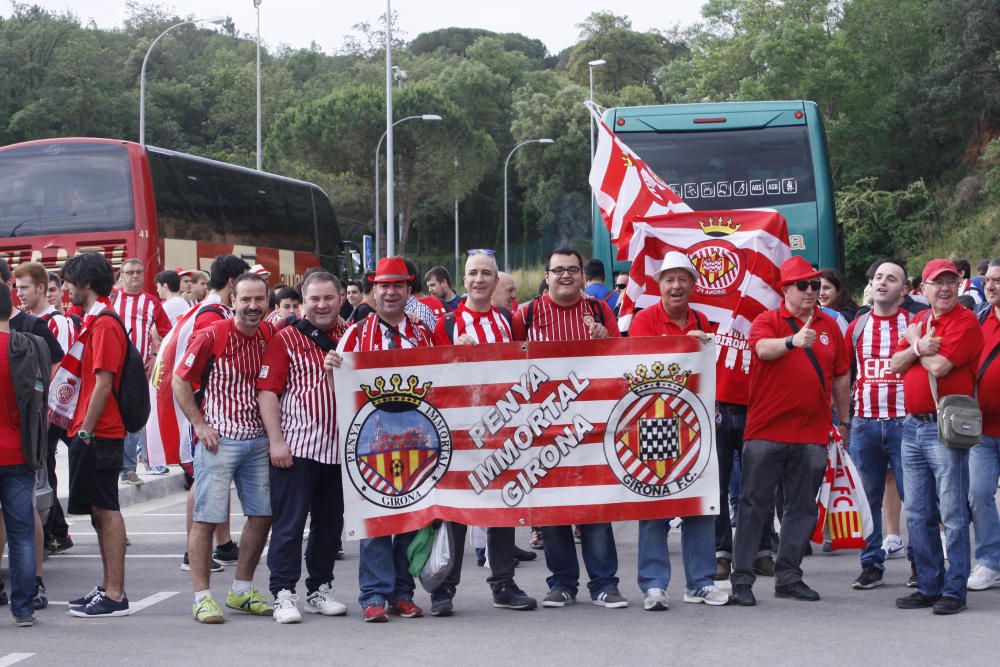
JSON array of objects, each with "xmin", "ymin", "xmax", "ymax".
[
  {"xmin": 511, "ymin": 247, "xmax": 627, "ymax": 609},
  {"xmin": 113, "ymin": 258, "xmax": 171, "ymax": 486},
  {"xmin": 173, "ymin": 272, "xmax": 275, "ymax": 624},
  {"xmin": 845, "ymin": 259, "xmax": 914, "ymax": 591},
  {"xmin": 428, "ymin": 250, "xmax": 537, "ymax": 615},
  {"xmin": 258, "ymin": 271, "xmax": 349, "ymax": 623},
  {"xmin": 327, "ymin": 256, "xmax": 435, "ymax": 623}
]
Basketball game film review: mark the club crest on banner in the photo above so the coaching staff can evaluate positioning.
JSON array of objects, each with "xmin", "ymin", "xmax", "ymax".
[
  {"xmin": 344, "ymin": 374, "xmax": 452, "ymax": 509},
  {"xmin": 604, "ymin": 361, "xmax": 713, "ymax": 497},
  {"xmin": 689, "ymin": 239, "xmax": 746, "ymax": 298}
]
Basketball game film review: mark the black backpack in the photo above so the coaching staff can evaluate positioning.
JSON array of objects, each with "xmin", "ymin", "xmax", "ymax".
[{"xmin": 94, "ymin": 312, "xmax": 151, "ymax": 434}]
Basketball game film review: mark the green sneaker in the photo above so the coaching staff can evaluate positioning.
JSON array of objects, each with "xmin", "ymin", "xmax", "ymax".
[
  {"xmin": 193, "ymin": 594, "xmax": 224, "ymax": 624},
  {"xmin": 226, "ymin": 586, "xmax": 273, "ymax": 615}
]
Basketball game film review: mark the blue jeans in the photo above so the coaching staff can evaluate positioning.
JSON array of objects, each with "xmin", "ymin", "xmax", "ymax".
[
  {"xmin": 121, "ymin": 428, "xmax": 144, "ymax": 475},
  {"xmin": 638, "ymin": 516, "xmax": 715, "ymax": 593},
  {"xmin": 542, "ymin": 523, "xmax": 619, "ymax": 598},
  {"xmin": 0, "ymin": 464, "xmax": 38, "ymax": 619},
  {"xmin": 969, "ymin": 435, "xmax": 1000, "ymax": 570},
  {"xmin": 193, "ymin": 436, "xmax": 271, "ymax": 523},
  {"xmin": 849, "ymin": 416, "xmax": 909, "ymax": 569},
  {"xmin": 901, "ymin": 417, "xmax": 970, "ymax": 600},
  {"xmin": 357, "ymin": 532, "xmax": 416, "ymax": 607}
]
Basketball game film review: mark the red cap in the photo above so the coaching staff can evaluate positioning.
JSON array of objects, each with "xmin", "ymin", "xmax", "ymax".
[
  {"xmin": 248, "ymin": 263, "xmax": 271, "ymax": 279},
  {"xmin": 176, "ymin": 267, "xmax": 193, "ymax": 277},
  {"xmin": 777, "ymin": 256, "xmax": 821, "ymax": 287},
  {"xmin": 372, "ymin": 257, "xmax": 413, "ymax": 284},
  {"xmin": 921, "ymin": 259, "xmax": 959, "ymax": 283}
]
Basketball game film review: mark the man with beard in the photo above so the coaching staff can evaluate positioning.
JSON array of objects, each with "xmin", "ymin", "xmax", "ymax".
[{"xmin": 173, "ymin": 273, "xmax": 276, "ymax": 623}]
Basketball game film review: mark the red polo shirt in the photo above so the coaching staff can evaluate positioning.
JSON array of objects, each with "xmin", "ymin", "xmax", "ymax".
[
  {"xmin": 70, "ymin": 314, "xmax": 127, "ymax": 438},
  {"xmin": 977, "ymin": 307, "xmax": 1000, "ymax": 437},
  {"xmin": 744, "ymin": 304, "xmax": 849, "ymax": 444},
  {"xmin": 0, "ymin": 332, "xmax": 25, "ymax": 466},
  {"xmin": 628, "ymin": 303, "xmax": 713, "ymax": 337},
  {"xmin": 895, "ymin": 305, "xmax": 983, "ymax": 415}
]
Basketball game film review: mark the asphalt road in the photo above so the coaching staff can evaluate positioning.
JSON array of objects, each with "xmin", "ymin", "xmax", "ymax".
[{"xmin": 3, "ymin": 490, "xmax": 1000, "ymax": 666}]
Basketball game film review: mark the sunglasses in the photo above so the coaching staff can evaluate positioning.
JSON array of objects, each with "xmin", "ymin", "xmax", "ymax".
[
  {"xmin": 467, "ymin": 248, "xmax": 496, "ymax": 256},
  {"xmin": 615, "ymin": 283, "xmax": 627, "ymax": 290},
  {"xmin": 795, "ymin": 279, "xmax": 822, "ymax": 292}
]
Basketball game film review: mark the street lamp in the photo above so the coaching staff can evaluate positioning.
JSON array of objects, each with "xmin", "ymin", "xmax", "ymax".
[
  {"xmin": 139, "ymin": 15, "xmax": 225, "ymax": 146},
  {"xmin": 374, "ymin": 114, "xmax": 442, "ymax": 259},
  {"xmin": 504, "ymin": 138, "xmax": 554, "ymax": 273},
  {"xmin": 254, "ymin": 1, "xmax": 262, "ymax": 171},
  {"xmin": 588, "ymin": 59, "xmax": 606, "ymax": 164}
]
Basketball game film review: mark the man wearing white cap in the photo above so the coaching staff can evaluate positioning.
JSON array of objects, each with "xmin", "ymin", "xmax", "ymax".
[
  {"xmin": 628, "ymin": 252, "xmax": 728, "ymax": 610},
  {"xmin": 249, "ymin": 264, "xmax": 272, "ymax": 281}
]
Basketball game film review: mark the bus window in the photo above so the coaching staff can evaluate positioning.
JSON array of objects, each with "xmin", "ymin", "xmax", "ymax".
[
  {"xmin": 623, "ymin": 125, "xmax": 816, "ymax": 210},
  {"xmin": 0, "ymin": 143, "xmax": 133, "ymax": 237},
  {"xmin": 313, "ymin": 188, "xmax": 343, "ymax": 273}
]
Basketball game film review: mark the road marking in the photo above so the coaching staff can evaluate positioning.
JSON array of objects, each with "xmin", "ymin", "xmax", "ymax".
[
  {"xmin": 69, "ymin": 531, "xmax": 243, "ymax": 536},
  {"xmin": 49, "ymin": 554, "xmax": 186, "ymax": 559},
  {"xmin": 140, "ymin": 513, "xmax": 242, "ymax": 516},
  {"xmin": 130, "ymin": 591, "xmax": 179, "ymax": 612},
  {"xmin": 0, "ymin": 654, "xmax": 36, "ymax": 666}
]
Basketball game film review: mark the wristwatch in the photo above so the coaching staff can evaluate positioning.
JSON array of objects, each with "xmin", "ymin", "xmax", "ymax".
[
  {"xmin": 78, "ymin": 430, "xmax": 95, "ymax": 443},
  {"xmin": 785, "ymin": 336, "xmax": 795, "ymax": 350}
]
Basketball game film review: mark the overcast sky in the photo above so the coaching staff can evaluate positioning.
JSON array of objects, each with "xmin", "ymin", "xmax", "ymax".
[{"xmin": 12, "ymin": 1, "xmax": 705, "ymax": 54}]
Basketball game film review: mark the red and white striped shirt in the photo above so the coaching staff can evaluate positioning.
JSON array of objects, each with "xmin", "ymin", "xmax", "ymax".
[
  {"xmin": 433, "ymin": 302, "xmax": 512, "ymax": 345},
  {"xmin": 257, "ymin": 320, "xmax": 349, "ymax": 463},
  {"xmin": 177, "ymin": 319, "xmax": 273, "ymax": 441},
  {"xmin": 337, "ymin": 313, "xmax": 434, "ymax": 353},
  {"xmin": 113, "ymin": 291, "xmax": 170, "ymax": 362},
  {"xmin": 846, "ymin": 308, "xmax": 910, "ymax": 419},
  {"xmin": 40, "ymin": 305, "xmax": 77, "ymax": 353},
  {"xmin": 512, "ymin": 295, "xmax": 621, "ymax": 342}
]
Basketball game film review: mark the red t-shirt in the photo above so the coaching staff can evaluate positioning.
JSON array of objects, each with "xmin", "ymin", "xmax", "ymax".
[
  {"xmin": 70, "ymin": 314, "xmax": 127, "ymax": 438},
  {"xmin": 978, "ymin": 308, "xmax": 1000, "ymax": 437},
  {"xmin": 896, "ymin": 305, "xmax": 984, "ymax": 415},
  {"xmin": 744, "ymin": 305, "xmax": 849, "ymax": 444},
  {"xmin": 627, "ymin": 303, "xmax": 713, "ymax": 338},
  {"xmin": 419, "ymin": 295, "xmax": 448, "ymax": 320},
  {"xmin": 0, "ymin": 332, "xmax": 26, "ymax": 466},
  {"xmin": 511, "ymin": 295, "xmax": 621, "ymax": 342}
]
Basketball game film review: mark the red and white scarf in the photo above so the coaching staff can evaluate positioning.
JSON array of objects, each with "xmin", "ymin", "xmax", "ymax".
[{"xmin": 48, "ymin": 299, "xmax": 113, "ymax": 429}]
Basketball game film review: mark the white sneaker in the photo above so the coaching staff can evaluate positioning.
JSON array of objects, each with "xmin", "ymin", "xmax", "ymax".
[
  {"xmin": 881, "ymin": 534, "xmax": 905, "ymax": 559},
  {"xmin": 304, "ymin": 583, "xmax": 347, "ymax": 616},
  {"xmin": 643, "ymin": 588, "xmax": 668, "ymax": 611},
  {"xmin": 273, "ymin": 589, "xmax": 302, "ymax": 624},
  {"xmin": 683, "ymin": 585, "xmax": 730, "ymax": 606},
  {"xmin": 967, "ymin": 564, "xmax": 1000, "ymax": 591}
]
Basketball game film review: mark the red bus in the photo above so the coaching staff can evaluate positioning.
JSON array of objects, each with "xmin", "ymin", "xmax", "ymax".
[{"xmin": 0, "ymin": 138, "xmax": 350, "ymax": 289}]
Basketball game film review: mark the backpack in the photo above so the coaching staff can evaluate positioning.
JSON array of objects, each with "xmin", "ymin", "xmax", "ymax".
[
  {"xmin": 442, "ymin": 307, "xmax": 513, "ymax": 344},
  {"xmin": 522, "ymin": 297, "xmax": 604, "ymax": 331},
  {"xmin": 92, "ymin": 312, "xmax": 151, "ymax": 434}
]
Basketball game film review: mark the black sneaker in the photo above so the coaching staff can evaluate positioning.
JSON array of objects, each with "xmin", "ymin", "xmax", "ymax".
[
  {"xmin": 181, "ymin": 552, "xmax": 224, "ymax": 572},
  {"xmin": 69, "ymin": 593, "xmax": 130, "ymax": 618},
  {"xmin": 852, "ymin": 564, "xmax": 884, "ymax": 590},
  {"xmin": 213, "ymin": 540, "xmax": 240, "ymax": 564},
  {"xmin": 542, "ymin": 588, "xmax": 575, "ymax": 608},
  {"xmin": 896, "ymin": 591, "xmax": 940, "ymax": 609},
  {"xmin": 47, "ymin": 535, "xmax": 74, "ymax": 555},
  {"xmin": 774, "ymin": 581, "xmax": 820, "ymax": 601},
  {"xmin": 492, "ymin": 582, "xmax": 537, "ymax": 610},
  {"xmin": 33, "ymin": 579, "xmax": 48, "ymax": 610},
  {"xmin": 68, "ymin": 585, "xmax": 104, "ymax": 607},
  {"xmin": 906, "ymin": 563, "xmax": 918, "ymax": 588},
  {"xmin": 932, "ymin": 595, "xmax": 967, "ymax": 615},
  {"xmin": 429, "ymin": 597, "xmax": 454, "ymax": 617},
  {"xmin": 514, "ymin": 545, "xmax": 537, "ymax": 562},
  {"xmin": 729, "ymin": 584, "xmax": 756, "ymax": 606},
  {"xmin": 15, "ymin": 614, "xmax": 35, "ymax": 627}
]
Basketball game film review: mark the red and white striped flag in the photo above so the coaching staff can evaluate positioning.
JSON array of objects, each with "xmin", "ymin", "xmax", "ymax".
[
  {"xmin": 587, "ymin": 102, "xmax": 691, "ymax": 259},
  {"xmin": 335, "ymin": 336, "xmax": 719, "ymax": 540},
  {"xmin": 617, "ymin": 209, "xmax": 791, "ymax": 405}
]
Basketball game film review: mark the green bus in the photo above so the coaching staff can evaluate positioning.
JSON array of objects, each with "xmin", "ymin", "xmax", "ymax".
[{"xmin": 593, "ymin": 100, "xmax": 842, "ymax": 277}]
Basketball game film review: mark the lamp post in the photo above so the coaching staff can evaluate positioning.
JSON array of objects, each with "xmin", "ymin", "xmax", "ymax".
[
  {"xmin": 385, "ymin": 0, "xmax": 395, "ymax": 256},
  {"xmin": 588, "ymin": 59, "xmax": 606, "ymax": 164},
  {"xmin": 503, "ymin": 138, "xmax": 553, "ymax": 273},
  {"xmin": 254, "ymin": 0, "xmax": 262, "ymax": 170},
  {"xmin": 374, "ymin": 114, "xmax": 442, "ymax": 260},
  {"xmin": 139, "ymin": 15, "xmax": 225, "ymax": 146}
]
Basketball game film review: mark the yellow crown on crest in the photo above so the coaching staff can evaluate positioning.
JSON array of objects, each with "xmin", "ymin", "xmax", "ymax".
[
  {"xmin": 625, "ymin": 361, "xmax": 691, "ymax": 390},
  {"xmin": 698, "ymin": 216, "xmax": 741, "ymax": 237},
  {"xmin": 361, "ymin": 374, "xmax": 432, "ymax": 407}
]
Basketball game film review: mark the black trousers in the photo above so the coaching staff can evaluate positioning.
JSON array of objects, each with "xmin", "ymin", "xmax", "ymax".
[
  {"xmin": 44, "ymin": 426, "xmax": 69, "ymax": 541},
  {"xmin": 731, "ymin": 440, "xmax": 827, "ymax": 588},
  {"xmin": 435, "ymin": 524, "xmax": 517, "ymax": 598},
  {"xmin": 267, "ymin": 458, "xmax": 344, "ymax": 596},
  {"xmin": 716, "ymin": 406, "xmax": 776, "ymax": 558}
]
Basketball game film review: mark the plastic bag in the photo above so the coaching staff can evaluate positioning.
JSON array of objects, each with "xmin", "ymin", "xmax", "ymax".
[
  {"xmin": 813, "ymin": 427, "xmax": 873, "ymax": 549},
  {"xmin": 419, "ymin": 521, "xmax": 455, "ymax": 593}
]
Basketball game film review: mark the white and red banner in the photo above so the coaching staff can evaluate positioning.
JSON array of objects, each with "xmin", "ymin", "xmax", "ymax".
[{"xmin": 335, "ymin": 337, "xmax": 719, "ymax": 540}]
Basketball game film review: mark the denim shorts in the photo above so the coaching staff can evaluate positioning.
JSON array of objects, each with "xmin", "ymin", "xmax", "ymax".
[{"xmin": 193, "ymin": 435, "xmax": 271, "ymax": 523}]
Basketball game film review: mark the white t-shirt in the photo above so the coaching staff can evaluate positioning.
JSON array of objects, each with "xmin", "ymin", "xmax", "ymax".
[{"xmin": 162, "ymin": 295, "xmax": 190, "ymax": 326}]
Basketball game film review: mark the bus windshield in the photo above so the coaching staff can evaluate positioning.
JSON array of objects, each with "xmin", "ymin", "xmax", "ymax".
[
  {"xmin": 0, "ymin": 142, "xmax": 134, "ymax": 237},
  {"xmin": 623, "ymin": 125, "xmax": 816, "ymax": 210}
]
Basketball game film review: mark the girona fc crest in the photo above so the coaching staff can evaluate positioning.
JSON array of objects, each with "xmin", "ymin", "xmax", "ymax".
[
  {"xmin": 344, "ymin": 374, "xmax": 452, "ymax": 509},
  {"xmin": 604, "ymin": 362, "xmax": 713, "ymax": 497},
  {"xmin": 688, "ymin": 240, "xmax": 746, "ymax": 297}
]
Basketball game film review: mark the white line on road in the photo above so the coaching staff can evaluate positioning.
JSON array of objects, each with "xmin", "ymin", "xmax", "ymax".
[
  {"xmin": 49, "ymin": 554, "xmax": 186, "ymax": 559},
  {"xmin": 130, "ymin": 591, "xmax": 179, "ymax": 612},
  {"xmin": 0, "ymin": 654, "xmax": 36, "ymax": 667},
  {"xmin": 69, "ymin": 532, "xmax": 243, "ymax": 536}
]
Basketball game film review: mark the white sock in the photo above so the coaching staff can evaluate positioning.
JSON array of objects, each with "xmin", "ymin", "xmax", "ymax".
[
  {"xmin": 232, "ymin": 579, "xmax": 253, "ymax": 594},
  {"xmin": 194, "ymin": 589, "xmax": 210, "ymax": 603}
]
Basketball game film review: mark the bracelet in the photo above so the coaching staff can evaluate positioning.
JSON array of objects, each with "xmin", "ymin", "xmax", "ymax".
[
  {"xmin": 785, "ymin": 336, "xmax": 795, "ymax": 350},
  {"xmin": 913, "ymin": 339, "xmax": 921, "ymax": 356}
]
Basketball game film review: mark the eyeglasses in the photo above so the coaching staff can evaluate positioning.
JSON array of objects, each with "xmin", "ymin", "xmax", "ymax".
[
  {"xmin": 122, "ymin": 270, "xmax": 143, "ymax": 276},
  {"xmin": 467, "ymin": 249, "xmax": 496, "ymax": 256},
  {"xmin": 615, "ymin": 283, "xmax": 627, "ymax": 290},
  {"xmin": 925, "ymin": 278, "xmax": 959, "ymax": 288},
  {"xmin": 547, "ymin": 266, "xmax": 582, "ymax": 276},
  {"xmin": 795, "ymin": 279, "xmax": 821, "ymax": 292}
]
